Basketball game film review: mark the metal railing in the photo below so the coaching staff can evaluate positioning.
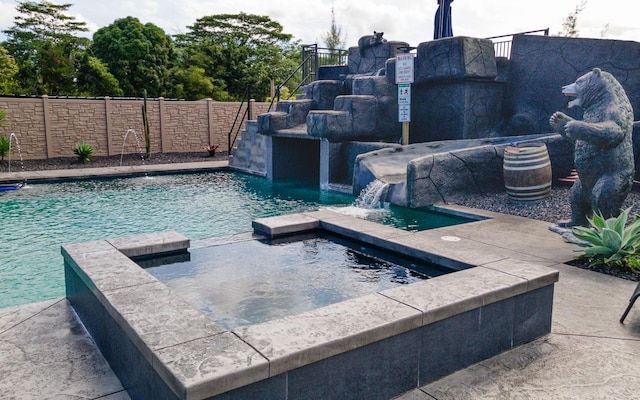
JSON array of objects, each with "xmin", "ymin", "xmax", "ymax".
[
  {"xmin": 268, "ymin": 44, "xmax": 348, "ymax": 112},
  {"xmin": 301, "ymin": 44, "xmax": 348, "ymax": 85},
  {"xmin": 227, "ymin": 85, "xmax": 252, "ymax": 154},
  {"xmin": 486, "ymin": 28, "xmax": 549, "ymax": 58},
  {"xmin": 267, "ymin": 53, "xmax": 312, "ymax": 112}
]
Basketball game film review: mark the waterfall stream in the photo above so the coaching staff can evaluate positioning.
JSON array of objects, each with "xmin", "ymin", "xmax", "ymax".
[
  {"xmin": 326, "ymin": 179, "xmax": 390, "ymax": 218},
  {"xmin": 353, "ymin": 179, "xmax": 390, "ymax": 209}
]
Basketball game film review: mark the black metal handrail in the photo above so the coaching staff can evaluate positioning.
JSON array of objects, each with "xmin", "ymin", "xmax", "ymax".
[
  {"xmin": 268, "ymin": 44, "xmax": 348, "ymax": 112},
  {"xmin": 486, "ymin": 28, "xmax": 549, "ymax": 59},
  {"xmin": 227, "ymin": 85, "xmax": 252, "ymax": 154},
  {"xmin": 267, "ymin": 51, "xmax": 314, "ymax": 112}
]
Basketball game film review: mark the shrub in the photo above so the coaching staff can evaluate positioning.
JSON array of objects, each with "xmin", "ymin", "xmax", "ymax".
[
  {"xmin": 572, "ymin": 207, "xmax": 640, "ymax": 270},
  {"xmin": 73, "ymin": 142, "xmax": 93, "ymax": 163},
  {"xmin": 0, "ymin": 136, "xmax": 9, "ymax": 161}
]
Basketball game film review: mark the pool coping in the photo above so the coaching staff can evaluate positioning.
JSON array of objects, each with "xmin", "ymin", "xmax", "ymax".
[
  {"xmin": 63, "ymin": 210, "xmax": 560, "ymax": 399},
  {"xmin": 0, "ymin": 160, "xmax": 229, "ymax": 184}
]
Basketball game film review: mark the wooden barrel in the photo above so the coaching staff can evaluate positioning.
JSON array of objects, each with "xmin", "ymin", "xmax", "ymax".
[{"xmin": 503, "ymin": 144, "xmax": 552, "ymax": 201}]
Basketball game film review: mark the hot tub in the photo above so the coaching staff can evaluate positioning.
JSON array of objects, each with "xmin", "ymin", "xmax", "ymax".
[{"xmin": 63, "ymin": 209, "xmax": 558, "ymax": 400}]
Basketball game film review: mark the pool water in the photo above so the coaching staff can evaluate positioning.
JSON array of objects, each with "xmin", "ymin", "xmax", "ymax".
[
  {"xmin": 0, "ymin": 171, "xmax": 471, "ymax": 309},
  {"xmin": 144, "ymin": 233, "xmax": 452, "ymax": 330}
]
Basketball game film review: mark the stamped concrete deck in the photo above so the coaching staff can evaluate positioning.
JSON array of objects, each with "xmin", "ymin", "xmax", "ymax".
[{"xmin": 1, "ymin": 162, "xmax": 639, "ymax": 399}]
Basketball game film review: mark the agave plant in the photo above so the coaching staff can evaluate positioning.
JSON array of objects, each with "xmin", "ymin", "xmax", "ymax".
[
  {"xmin": 572, "ymin": 207, "xmax": 640, "ymax": 267},
  {"xmin": 73, "ymin": 142, "xmax": 93, "ymax": 164}
]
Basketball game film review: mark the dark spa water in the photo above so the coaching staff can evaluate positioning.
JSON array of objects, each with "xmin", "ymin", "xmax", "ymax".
[{"xmin": 144, "ymin": 233, "xmax": 453, "ymax": 329}]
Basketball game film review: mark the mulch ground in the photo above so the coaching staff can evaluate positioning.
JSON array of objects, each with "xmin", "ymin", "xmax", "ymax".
[
  {"xmin": 566, "ymin": 258, "xmax": 640, "ymax": 282},
  {"xmin": 0, "ymin": 151, "xmax": 227, "ymax": 172}
]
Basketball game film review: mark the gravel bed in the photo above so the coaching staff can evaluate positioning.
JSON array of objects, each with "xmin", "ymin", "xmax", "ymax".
[{"xmin": 453, "ymin": 185, "xmax": 640, "ymax": 224}]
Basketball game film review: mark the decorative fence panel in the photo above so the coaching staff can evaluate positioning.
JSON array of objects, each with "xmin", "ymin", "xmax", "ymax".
[{"xmin": 0, "ymin": 96, "xmax": 270, "ymax": 160}]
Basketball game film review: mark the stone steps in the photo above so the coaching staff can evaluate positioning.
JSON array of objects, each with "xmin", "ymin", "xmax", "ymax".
[{"xmin": 229, "ymin": 120, "xmax": 266, "ymax": 175}]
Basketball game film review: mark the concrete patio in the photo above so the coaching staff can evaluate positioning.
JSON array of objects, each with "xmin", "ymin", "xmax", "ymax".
[
  {"xmin": 1, "ymin": 163, "xmax": 639, "ymax": 399},
  {"xmin": 400, "ymin": 261, "xmax": 640, "ymax": 400}
]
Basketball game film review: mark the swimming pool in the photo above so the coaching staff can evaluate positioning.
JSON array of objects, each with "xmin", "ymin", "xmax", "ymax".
[{"xmin": 0, "ymin": 171, "xmax": 472, "ymax": 309}]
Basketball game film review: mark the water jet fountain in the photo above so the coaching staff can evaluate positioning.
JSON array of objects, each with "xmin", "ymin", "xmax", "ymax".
[
  {"xmin": 119, "ymin": 129, "xmax": 146, "ymax": 167},
  {"xmin": 0, "ymin": 133, "xmax": 26, "ymax": 191}
]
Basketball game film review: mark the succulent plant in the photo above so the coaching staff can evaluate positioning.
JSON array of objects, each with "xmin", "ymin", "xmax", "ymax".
[
  {"xmin": 73, "ymin": 142, "xmax": 94, "ymax": 163},
  {"xmin": 572, "ymin": 207, "xmax": 640, "ymax": 268}
]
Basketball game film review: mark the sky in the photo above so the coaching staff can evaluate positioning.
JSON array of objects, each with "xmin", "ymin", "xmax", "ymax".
[{"xmin": 0, "ymin": 0, "xmax": 638, "ymax": 46}]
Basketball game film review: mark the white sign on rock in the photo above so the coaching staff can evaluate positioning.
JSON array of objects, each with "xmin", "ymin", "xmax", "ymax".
[
  {"xmin": 395, "ymin": 53, "xmax": 414, "ymax": 84},
  {"xmin": 398, "ymin": 84, "xmax": 411, "ymax": 105},
  {"xmin": 398, "ymin": 104, "xmax": 411, "ymax": 122}
]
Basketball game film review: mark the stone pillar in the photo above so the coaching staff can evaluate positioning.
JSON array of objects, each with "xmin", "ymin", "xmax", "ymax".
[
  {"xmin": 320, "ymin": 139, "xmax": 330, "ymax": 190},
  {"xmin": 249, "ymin": 99, "xmax": 255, "ymax": 120},
  {"xmin": 158, "ymin": 97, "xmax": 166, "ymax": 153},
  {"xmin": 411, "ymin": 37, "xmax": 501, "ymax": 142},
  {"xmin": 42, "ymin": 95, "xmax": 53, "ymax": 158},
  {"xmin": 104, "ymin": 96, "xmax": 113, "ymax": 156},
  {"xmin": 207, "ymin": 98, "xmax": 214, "ymax": 146},
  {"xmin": 265, "ymin": 135, "xmax": 274, "ymax": 180}
]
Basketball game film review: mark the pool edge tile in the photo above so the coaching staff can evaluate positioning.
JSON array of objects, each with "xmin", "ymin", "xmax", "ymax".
[
  {"xmin": 479, "ymin": 258, "xmax": 560, "ymax": 292},
  {"xmin": 252, "ymin": 214, "xmax": 320, "ymax": 237},
  {"xmin": 152, "ymin": 332, "xmax": 270, "ymax": 400},
  {"xmin": 235, "ymin": 293, "xmax": 423, "ymax": 377},
  {"xmin": 101, "ymin": 281, "xmax": 225, "ymax": 363},
  {"xmin": 381, "ymin": 266, "xmax": 530, "ymax": 325},
  {"xmin": 107, "ymin": 231, "xmax": 190, "ymax": 258}
]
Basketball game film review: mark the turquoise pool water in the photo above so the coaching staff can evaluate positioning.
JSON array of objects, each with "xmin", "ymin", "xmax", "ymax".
[{"xmin": 0, "ymin": 171, "xmax": 470, "ymax": 309}]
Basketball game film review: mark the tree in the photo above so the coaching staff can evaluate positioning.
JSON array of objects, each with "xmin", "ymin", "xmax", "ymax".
[
  {"xmin": 37, "ymin": 39, "xmax": 78, "ymax": 94},
  {"xmin": 169, "ymin": 65, "xmax": 235, "ymax": 101},
  {"xmin": 0, "ymin": 46, "xmax": 19, "ymax": 94},
  {"xmin": 4, "ymin": 1, "xmax": 88, "ymax": 42},
  {"xmin": 174, "ymin": 13, "xmax": 298, "ymax": 100},
  {"xmin": 2, "ymin": 1, "xmax": 89, "ymax": 95},
  {"xmin": 559, "ymin": 0, "xmax": 587, "ymax": 37},
  {"xmin": 321, "ymin": 6, "xmax": 346, "ymax": 64},
  {"xmin": 91, "ymin": 17, "xmax": 174, "ymax": 97},
  {"xmin": 75, "ymin": 53, "xmax": 123, "ymax": 97}
]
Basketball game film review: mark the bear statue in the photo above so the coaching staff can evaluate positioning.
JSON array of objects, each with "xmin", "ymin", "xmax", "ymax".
[
  {"xmin": 549, "ymin": 68, "xmax": 635, "ymax": 227},
  {"xmin": 357, "ymin": 31, "xmax": 386, "ymax": 57}
]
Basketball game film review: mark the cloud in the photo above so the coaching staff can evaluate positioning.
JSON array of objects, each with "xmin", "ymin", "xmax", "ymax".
[
  {"xmin": 0, "ymin": 2, "xmax": 18, "ymax": 35},
  {"xmin": 1, "ymin": 0, "xmax": 639, "ymax": 45}
]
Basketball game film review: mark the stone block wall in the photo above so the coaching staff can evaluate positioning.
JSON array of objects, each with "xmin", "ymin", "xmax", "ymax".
[
  {"xmin": 506, "ymin": 35, "xmax": 640, "ymax": 135},
  {"xmin": 414, "ymin": 36, "xmax": 497, "ymax": 83},
  {"xmin": 0, "ymin": 96, "xmax": 269, "ymax": 160},
  {"xmin": 0, "ymin": 98, "xmax": 47, "ymax": 159},
  {"xmin": 409, "ymin": 37, "xmax": 503, "ymax": 142},
  {"xmin": 157, "ymin": 100, "xmax": 208, "ymax": 153},
  {"xmin": 411, "ymin": 80, "xmax": 505, "ymax": 142}
]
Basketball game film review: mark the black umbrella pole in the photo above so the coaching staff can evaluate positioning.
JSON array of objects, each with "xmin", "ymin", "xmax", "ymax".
[{"xmin": 438, "ymin": 0, "xmax": 445, "ymax": 39}]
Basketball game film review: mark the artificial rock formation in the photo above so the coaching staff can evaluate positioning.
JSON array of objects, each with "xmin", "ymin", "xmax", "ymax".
[{"xmin": 258, "ymin": 33, "xmax": 409, "ymax": 143}]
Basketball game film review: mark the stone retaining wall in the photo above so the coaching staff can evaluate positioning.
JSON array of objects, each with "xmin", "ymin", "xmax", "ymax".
[{"xmin": 0, "ymin": 96, "xmax": 269, "ymax": 159}]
